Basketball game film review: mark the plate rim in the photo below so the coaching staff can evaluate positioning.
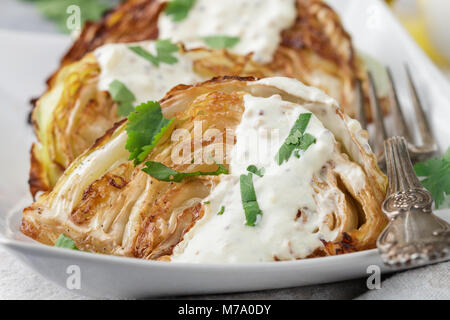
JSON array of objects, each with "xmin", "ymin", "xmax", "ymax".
[{"xmin": 0, "ymin": 234, "xmax": 384, "ymax": 271}]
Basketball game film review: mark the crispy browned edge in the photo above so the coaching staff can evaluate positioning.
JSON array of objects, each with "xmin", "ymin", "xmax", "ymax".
[
  {"xmin": 281, "ymin": 0, "xmax": 357, "ymax": 72},
  {"xmin": 49, "ymin": 0, "xmax": 164, "ymax": 86},
  {"xmin": 41, "ymin": 0, "xmax": 360, "ymax": 96}
]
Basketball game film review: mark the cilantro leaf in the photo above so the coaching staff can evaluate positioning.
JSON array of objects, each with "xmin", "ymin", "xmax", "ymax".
[
  {"xmin": 54, "ymin": 234, "xmax": 78, "ymax": 250},
  {"xmin": 128, "ymin": 40, "xmax": 179, "ymax": 67},
  {"xmin": 414, "ymin": 148, "xmax": 450, "ymax": 209},
  {"xmin": 299, "ymin": 133, "xmax": 316, "ymax": 150},
  {"xmin": 117, "ymin": 102, "xmax": 135, "ymax": 118},
  {"xmin": 142, "ymin": 161, "xmax": 228, "ymax": 182},
  {"xmin": 240, "ymin": 173, "xmax": 263, "ymax": 226},
  {"xmin": 247, "ymin": 165, "xmax": 265, "ymax": 177},
  {"xmin": 285, "ymin": 129, "xmax": 302, "ymax": 145},
  {"xmin": 165, "ymin": 0, "xmax": 196, "ymax": 22},
  {"xmin": 275, "ymin": 113, "xmax": 316, "ymax": 165},
  {"xmin": 217, "ymin": 206, "xmax": 225, "ymax": 215},
  {"xmin": 108, "ymin": 80, "xmax": 136, "ymax": 117},
  {"xmin": 128, "ymin": 45, "xmax": 160, "ymax": 66},
  {"xmin": 155, "ymin": 39, "xmax": 179, "ymax": 64},
  {"xmin": 109, "ymin": 80, "xmax": 135, "ymax": 102},
  {"xmin": 202, "ymin": 35, "xmax": 240, "ymax": 49},
  {"xmin": 126, "ymin": 101, "xmax": 174, "ymax": 165},
  {"xmin": 444, "ymin": 147, "xmax": 450, "ymax": 162}
]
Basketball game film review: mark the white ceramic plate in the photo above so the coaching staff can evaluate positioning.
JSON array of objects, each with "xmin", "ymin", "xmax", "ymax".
[{"xmin": 1, "ymin": 0, "xmax": 449, "ymax": 299}]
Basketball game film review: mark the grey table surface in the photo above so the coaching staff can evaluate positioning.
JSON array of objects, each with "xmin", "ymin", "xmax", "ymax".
[{"xmin": 0, "ymin": 0, "xmax": 448, "ymax": 300}]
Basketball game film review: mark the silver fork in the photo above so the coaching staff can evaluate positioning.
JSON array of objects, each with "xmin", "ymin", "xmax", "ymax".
[
  {"xmin": 356, "ymin": 65, "xmax": 438, "ymax": 164},
  {"xmin": 356, "ymin": 66, "xmax": 450, "ymax": 267},
  {"xmin": 378, "ymin": 136, "xmax": 450, "ymax": 267}
]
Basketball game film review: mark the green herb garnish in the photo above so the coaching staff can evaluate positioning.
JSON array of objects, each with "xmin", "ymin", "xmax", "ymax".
[
  {"xmin": 54, "ymin": 234, "xmax": 78, "ymax": 250},
  {"xmin": 202, "ymin": 35, "xmax": 240, "ymax": 49},
  {"xmin": 155, "ymin": 40, "xmax": 179, "ymax": 64},
  {"xmin": 247, "ymin": 165, "xmax": 265, "ymax": 177},
  {"xmin": 128, "ymin": 39, "xmax": 179, "ymax": 67},
  {"xmin": 203, "ymin": 201, "xmax": 211, "ymax": 205},
  {"xmin": 275, "ymin": 113, "xmax": 316, "ymax": 165},
  {"xmin": 414, "ymin": 148, "xmax": 450, "ymax": 209},
  {"xmin": 126, "ymin": 101, "xmax": 174, "ymax": 165},
  {"xmin": 298, "ymin": 133, "xmax": 316, "ymax": 150},
  {"xmin": 108, "ymin": 80, "xmax": 136, "ymax": 117},
  {"xmin": 165, "ymin": 0, "xmax": 196, "ymax": 22},
  {"xmin": 217, "ymin": 206, "xmax": 225, "ymax": 215},
  {"xmin": 128, "ymin": 46, "xmax": 159, "ymax": 66},
  {"xmin": 240, "ymin": 173, "xmax": 263, "ymax": 226},
  {"xmin": 142, "ymin": 161, "xmax": 228, "ymax": 182}
]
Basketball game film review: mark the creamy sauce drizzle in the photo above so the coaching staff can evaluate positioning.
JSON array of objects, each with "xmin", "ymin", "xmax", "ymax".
[
  {"xmin": 94, "ymin": 41, "xmax": 205, "ymax": 104},
  {"xmin": 171, "ymin": 94, "xmax": 341, "ymax": 263},
  {"xmin": 158, "ymin": 0, "xmax": 297, "ymax": 64}
]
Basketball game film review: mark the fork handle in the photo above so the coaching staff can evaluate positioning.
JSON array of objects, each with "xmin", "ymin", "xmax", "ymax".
[{"xmin": 382, "ymin": 136, "xmax": 433, "ymax": 219}]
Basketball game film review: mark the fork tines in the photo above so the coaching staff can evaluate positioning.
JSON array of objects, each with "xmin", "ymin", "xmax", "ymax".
[{"xmin": 357, "ymin": 65, "xmax": 438, "ymax": 164}]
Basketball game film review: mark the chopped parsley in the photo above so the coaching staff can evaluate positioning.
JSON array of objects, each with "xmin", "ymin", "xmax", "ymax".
[
  {"xmin": 275, "ymin": 113, "xmax": 316, "ymax": 165},
  {"xmin": 165, "ymin": 0, "xmax": 196, "ymax": 22},
  {"xmin": 126, "ymin": 101, "xmax": 174, "ymax": 165},
  {"xmin": 128, "ymin": 39, "xmax": 179, "ymax": 67},
  {"xmin": 217, "ymin": 206, "xmax": 225, "ymax": 216},
  {"xmin": 202, "ymin": 35, "xmax": 240, "ymax": 49},
  {"xmin": 108, "ymin": 80, "xmax": 136, "ymax": 117},
  {"xmin": 54, "ymin": 234, "xmax": 78, "ymax": 250},
  {"xmin": 128, "ymin": 46, "xmax": 159, "ymax": 65},
  {"xmin": 142, "ymin": 161, "xmax": 228, "ymax": 182},
  {"xmin": 240, "ymin": 173, "xmax": 263, "ymax": 226},
  {"xmin": 247, "ymin": 165, "xmax": 265, "ymax": 177},
  {"xmin": 414, "ymin": 148, "xmax": 450, "ymax": 209},
  {"xmin": 154, "ymin": 39, "xmax": 179, "ymax": 64}
]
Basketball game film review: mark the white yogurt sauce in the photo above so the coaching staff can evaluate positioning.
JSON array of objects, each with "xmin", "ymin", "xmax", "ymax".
[
  {"xmin": 253, "ymin": 77, "xmax": 374, "ymax": 159},
  {"xmin": 171, "ymin": 94, "xmax": 341, "ymax": 263},
  {"xmin": 94, "ymin": 41, "xmax": 205, "ymax": 104},
  {"xmin": 158, "ymin": 0, "xmax": 297, "ymax": 64}
]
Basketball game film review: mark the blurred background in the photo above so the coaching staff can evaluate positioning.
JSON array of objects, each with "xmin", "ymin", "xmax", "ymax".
[
  {"xmin": 1, "ymin": 0, "xmax": 450, "ymax": 77},
  {"xmin": 391, "ymin": 0, "xmax": 450, "ymax": 76}
]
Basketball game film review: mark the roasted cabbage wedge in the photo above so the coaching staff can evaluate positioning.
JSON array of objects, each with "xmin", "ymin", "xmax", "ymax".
[
  {"xmin": 30, "ymin": 0, "xmax": 389, "ymax": 197},
  {"xmin": 29, "ymin": 45, "xmax": 271, "ymax": 196},
  {"xmin": 22, "ymin": 77, "xmax": 388, "ymax": 262},
  {"xmin": 44, "ymin": 0, "xmax": 380, "ymax": 119}
]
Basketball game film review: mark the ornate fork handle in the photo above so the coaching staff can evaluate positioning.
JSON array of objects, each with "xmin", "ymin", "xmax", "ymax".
[{"xmin": 377, "ymin": 137, "xmax": 450, "ymax": 267}]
